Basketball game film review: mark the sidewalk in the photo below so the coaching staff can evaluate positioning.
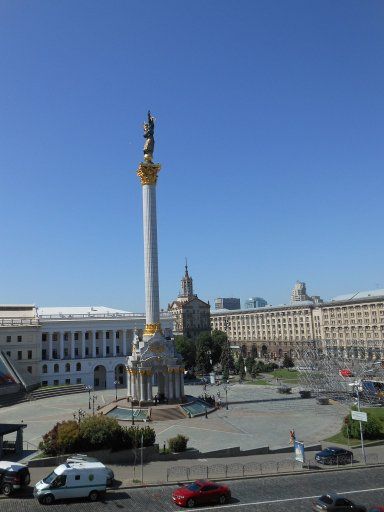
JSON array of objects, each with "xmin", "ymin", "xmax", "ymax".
[{"xmin": 25, "ymin": 442, "xmax": 384, "ymax": 489}]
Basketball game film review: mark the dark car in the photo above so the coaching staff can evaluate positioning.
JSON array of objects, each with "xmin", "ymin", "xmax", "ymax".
[
  {"xmin": 313, "ymin": 494, "xmax": 366, "ymax": 511},
  {"xmin": 315, "ymin": 447, "xmax": 353, "ymax": 465},
  {"xmin": 0, "ymin": 461, "xmax": 31, "ymax": 496},
  {"xmin": 172, "ymin": 479, "xmax": 231, "ymax": 508}
]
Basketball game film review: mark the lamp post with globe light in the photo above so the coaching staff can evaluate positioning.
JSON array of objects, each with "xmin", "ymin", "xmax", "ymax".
[
  {"xmin": 86, "ymin": 385, "xmax": 92, "ymax": 409},
  {"xmin": 114, "ymin": 380, "xmax": 118, "ymax": 402},
  {"xmin": 349, "ymin": 381, "xmax": 366, "ymax": 464}
]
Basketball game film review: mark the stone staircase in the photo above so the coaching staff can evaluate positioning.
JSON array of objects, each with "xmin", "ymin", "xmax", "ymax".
[
  {"xmin": 0, "ymin": 390, "xmax": 29, "ymax": 408},
  {"xmin": 29, "ymin": 384, "xmax": 88, "ymax": 401},
  {"xmin": 150, "ymin": 405, "xmax": 187, "ymax": 421}
]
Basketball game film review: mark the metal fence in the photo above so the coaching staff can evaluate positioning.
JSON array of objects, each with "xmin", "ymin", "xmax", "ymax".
[{"xmin": 166, "ymin": 453, "xmax": 382, "ymax": 482}]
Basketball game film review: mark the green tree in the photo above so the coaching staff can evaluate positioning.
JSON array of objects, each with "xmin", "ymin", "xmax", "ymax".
[
  {"xmin": 196, "ymin": 333, "xmax": 213, "ymax": 374},
  {"xmin": 220, "ymin": 336, "xmax": 234, "ymax": 381},
  {"xmin": 211, "ymin": 330, "xmax": 226, "ymax": 365},
  {"xmin": 245, "ymin": 356, "xmax": 254, "ymax": 374},
  {"xmin": 236, "ymin": 354, "xmax": 246, "ymax": 380},
  {"xmin": 79, "ymin": 415, "xmax": 121, "ymax": 450},
  {"xmin": 282, "ymin": 354, "xmax": 294, "ymax": 368},
  {"xmin": 250, "ymin": 360, "xmax": 258, "ymax": 379},
  {"xmin": 342, "ymin": 409, "xmax": 383, "ymax": 440},
  {"xmin": 174, "ymin": 336, "xmax": 196, "ymax": 369}
]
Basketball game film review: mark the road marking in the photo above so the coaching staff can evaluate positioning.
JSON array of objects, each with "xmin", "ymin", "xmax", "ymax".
[{"xmin": 183, "ymin": 486, "xmax": 384, "ymax": 511}]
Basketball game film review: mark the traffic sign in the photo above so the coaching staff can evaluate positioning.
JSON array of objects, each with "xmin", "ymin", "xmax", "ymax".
[{"xmin": 351, "ymin": 410, "xmax": 367, "ymax": 422}]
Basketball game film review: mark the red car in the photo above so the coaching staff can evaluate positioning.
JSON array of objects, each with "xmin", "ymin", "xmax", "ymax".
[
  {"xmin": 339, "ymin": 369, "xmax": 353, "ymax": 377},
  {"xmin": 172, "ymin": 479, "xmax": 231, "ymax": 508}
]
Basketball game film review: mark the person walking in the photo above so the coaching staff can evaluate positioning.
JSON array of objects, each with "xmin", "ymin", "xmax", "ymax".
[{"xmin": 289, "ymin": 429, "xmax": 296, "ymax": 445}]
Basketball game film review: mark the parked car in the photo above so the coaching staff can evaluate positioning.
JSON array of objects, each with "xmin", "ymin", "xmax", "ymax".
[
  {"xmin": 172, "ymin": 479, "xmax": 231, "ymax": 507},
  {"xmin": 34, "ymin": 461, "xmax": 107, "ymax": 504},
  {"xmin": 66, "ymin": 455, "xmax": 114, "ymax": 486},
  {"xmin": 315, "ymin": 447, "xmax": 353, "ymax": 465},
  {"xmin": 368, "ymin": 508, "xmax": 384, "ymax": 512},
  {"xmin": 0, "ymin": 461, "xmax": 31, "ymax": 496},
  {"xmin": 313, "ymin": 493, "xmax": 366, "ymax": 511},
  {"xmin": 339, "ymin": 369, "xmax": 353, "ymax": 377}
]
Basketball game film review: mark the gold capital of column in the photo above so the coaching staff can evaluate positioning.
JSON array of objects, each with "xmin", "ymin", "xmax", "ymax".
[
  {"xmin": 143, "ymin": 322, "xmax": 162, "ymax": 336},
  {"xmin": 137, "ymin": 162, "xmax": 161, "ymax": 186}
]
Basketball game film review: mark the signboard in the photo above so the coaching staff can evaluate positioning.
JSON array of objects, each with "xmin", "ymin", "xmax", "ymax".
[
  {"xmin": 294, "ymin": 441, "xmax": 305, "ymax": 463},
  {"xmin": 351, "ymin": 410, "xmax": 367, "ymax": 422}
]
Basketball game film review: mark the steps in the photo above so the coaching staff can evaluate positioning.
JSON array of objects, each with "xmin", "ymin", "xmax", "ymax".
[
  {"xmin": 29, "ymin": 384, "xmax": 88, "ymax": 400},
  {"xmin": 0, "ymin": 390, "xmax": 29, "ymax": 408},
  {"xmin": 150, "ymin": 405, "xmax": 186, "ymax": 421}
]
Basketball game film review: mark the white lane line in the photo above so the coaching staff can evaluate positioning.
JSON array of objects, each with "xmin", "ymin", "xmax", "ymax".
[{"xmin": 180, "ymin": 485, "xmax": 384, "ymax": 511}]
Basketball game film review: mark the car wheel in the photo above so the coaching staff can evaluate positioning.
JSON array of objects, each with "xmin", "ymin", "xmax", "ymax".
[
  {"xmin": 89, "ymin": 490, "xmax": 99, "ymax": 502},
  {"xmin": 1, "ymin": 483, "xmax": 12, "ymax": 496},
  {"xmin": 219, "ymin": 495, "xmax": 226, "ymax": 505},
  {"xmin": 43, "ymin": 494, "xmax": 55, "ymax": 505},
  {"xmin": 186, "ymin": 498, "xmax": 195, "ymax": 507}
]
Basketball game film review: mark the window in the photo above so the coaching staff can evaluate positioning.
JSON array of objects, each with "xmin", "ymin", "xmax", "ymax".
[
  {"xmin": 42, "ymin": 333, "xmax": 47, "ymax": 342},
  {"xmin": 54, "ymin": 379, "xmax": 59, "ymax": 385},
  {"xmin": 65, "ymin": 363, "xmax": 70, "ymax": 372},
  {"xmin": 17, "ymin": 335, "xmax": 22, "ymax": 342},
  {"xmin": 76, "ymin": 378, "xmax": 82, "ymax": 384},
  {"xmin": 116, "ymin": 332, "xmax": 120, "ymax": 339},
  {"xmin": 17, "ymin": 351, "xmax": 22, "ymax": 360},
  {"xmin": 65, "ymin": 378, "xmax": 70, "ymax": 385},
  {"xmin": 54, "ymin": 364, "xmax": 59, "ymax": 373},
  {"xmin": 116, "ymin": 346, "xmax": 120, "ymax": 354},
  {"xmin": 6, "ymin": 351, "xmax": 10, "ymax": 357},
  {"xmin": 74, "ymin": 333, "xmax": 79, "ymax": 341},
  {"xmin": 75, "ymin": 475, "xmax": 80, "ymax": 481},
  {"xmin": 64, "ymin": 333, "xmax": 69, "ymax": 341},
  {"xmin": 106, "ymin": 346, "xmax": 110, "ymax": 355},
  {"xmin": 6, "ymin": 336, "xmax": 11, "ymax": 343},
  {"xmin": 28, "ymin": 350, "xmax": 32, "ymax": 360},
  {"xmin": 106, "ymin": 332, "xmax": 110, "ymax": 339},
  {"xmin": 85, "ymin": 332, "xmax": 89, "ymax": 340},
  {"xmin": 42, "ymin": 349, "xmax": 47, "ymax": 360},
  {"xmin": 64, "ymin": 348, "xmax": 68, "ymax": 357},
  {"xmin": 75, "ymin": 348, "xmax": 79, "ymax": 356},
  {"xmin": 96, "ymin": 347, "xmax": 99, "ymax": 355},
  {"xmin": 52, "ymin": 334, "xmax": 57, "ymax": 342},
  {"xmin": 27, "ymin": 366, "xmax": 32, "ymax": 374},
  {"xmin": 42, "ymin": 381, "xmax": 48, "ymax": 386},
  {"xmin": 96, "ymin": 332, "xmax": 99, "ymax": 339},
  {"xmin": 42, "ymin": 364, "xmax": 47, "ymax": 374},
  {"xmin": 76, "ymin": 362, "xmax": 81, "ymax": 371}
]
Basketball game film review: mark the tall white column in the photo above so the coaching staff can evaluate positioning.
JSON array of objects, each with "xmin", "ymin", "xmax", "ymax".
[
  {"xmin": 47, "ymin": 333, "xmax": 53, "ymax": 360},
  {"xmin": 92, "ymin": 331, "xmax": 97, "ymax": 358},
  {"xmin": 59, "ymin": 332, "xmax": 64, "ymax": 359},
  {"xmin": 147, "ymin": 372, "xmax": 153, "ymax": 401},
  {"xmin": 81, "ymin": 331, "xmax": 86, "ymax": 359},
  {"xmin": 127, "ymin": 371, "xmax": 131, "ymax": 397},
  {"xmin": 71, "ymin": 332, "xmax": 76, "ymax": 359},
  {"xmin": 142, "ymin": 184, "xmax": 160, "ymax": 327},
  {"xmin": 139, "ymin": 373, "xmax": 145, "ymax": 402},
  {"xmin": 122, "ymin": 330, "xmax": 127, "ymax": 356},
  {"xmin": 102, "ymin": 331, "xmax": 107, "ymax": 358},
  {"xmin": 112, "ymin": 331, "xmax": 117, "ymax": 357},
  {"xmin": 168, "ymin": 371, "xmax": 174, "ymax": 400},
  {"xmin": 174, "ymin": 371, "xmax": 180, "ymax": 400},
  {"xmin": 131, "ymin": 371, "xmax": 136, "ymax": 400}
]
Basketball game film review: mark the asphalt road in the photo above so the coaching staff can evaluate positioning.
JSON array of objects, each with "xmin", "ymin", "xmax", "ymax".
[{"xmin": 2, "ymin": 467, "xmax": 384, "ymax": 511}]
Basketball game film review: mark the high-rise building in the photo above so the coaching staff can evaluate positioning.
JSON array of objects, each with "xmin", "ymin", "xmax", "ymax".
[
  {"xmin": 244, "ymin": 297, "xmax": 267, "ymax": 309},
  {"xmin": 215, "ymin": 298, "xmax": 241, "ymax": 310},
  {"xmin": 291, "ymin": 281, "xmax": 311, "ymax": 303}
]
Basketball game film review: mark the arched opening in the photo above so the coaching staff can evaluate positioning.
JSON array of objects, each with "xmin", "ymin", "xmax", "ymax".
[
  {"xmin": 42, "ymin": 364, "xmax": 47, "ymax": 374},
  {"xmin": 261, "ymin": 345, "xmax": 268, "ymax": 358},
  {"xmin": 94, "ymin": 365, "xmax": 106, "ymax": 389},
  {"xmin": 76, "ymin": 362, "xmax": 81, "ymax": 371},
  {"xmin": 114, "ymin": 364, "xmax": 126, "ymax": 386},
  {"xmin": 278, "ymin": 348, "xmax": 283, "ymax": 358},
  {"xmin": 251, "ymin": 345, "xmax": 258, "ymax": 358},
  {"xmin": 54, "ymin": 364, "xmax": 59, "ymax": 373},
  {"xmin": 65, "ymin": 363, "xmax": 70, "ymax": 372}
]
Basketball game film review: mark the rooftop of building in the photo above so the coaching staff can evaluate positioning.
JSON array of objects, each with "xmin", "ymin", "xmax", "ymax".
[{"xmin": 331, "ymin": 289, "xmax": 384, "ymax": 302}]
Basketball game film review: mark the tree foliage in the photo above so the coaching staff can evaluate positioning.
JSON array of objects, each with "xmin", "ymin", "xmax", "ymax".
[
  {"xmin": 282, "ymin": 354, "xmax": 295, "ymax": 368},
  {"xmin": 174, "ymin": 336, "xmax": 196, "ymax": 369},
  {"xmin": 342, "ymin": 409, "xmax": 383, "ymax": 440}
]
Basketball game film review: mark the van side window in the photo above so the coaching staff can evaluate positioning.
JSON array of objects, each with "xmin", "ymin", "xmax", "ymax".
[
  {"xmin": 53, "ymin": 475, "xmax": 67, "ymax": 487},
  {"xmin": 75, "ymin": 475, "xmax": 80, "ymax": 480}
]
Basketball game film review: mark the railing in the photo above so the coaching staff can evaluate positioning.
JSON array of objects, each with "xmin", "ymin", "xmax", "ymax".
[
  {"xmin": 0, "ymin": 318, "xmax": 39, "ymax": 326},
  {"xmin": 166, "ymin": 453, "xmax": 381, "ymax": 482},
  {"xmin": 38, "ymin": 312, "xmax": 173, "ymax": 320}
]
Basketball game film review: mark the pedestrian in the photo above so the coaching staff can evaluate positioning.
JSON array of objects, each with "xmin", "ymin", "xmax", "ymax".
[
  {"xmin": 289, "ymin": 429, "xmax": 296, "ymax": 445},
  {"xmin": 218, "ymin": 397, "xmax": 222, "ymax": 409}
]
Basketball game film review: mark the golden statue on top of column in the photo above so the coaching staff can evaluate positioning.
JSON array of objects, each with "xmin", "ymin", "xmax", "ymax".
[{"xmin": 143, "ymin": 110, "xmax": 155, "ymax": 163}]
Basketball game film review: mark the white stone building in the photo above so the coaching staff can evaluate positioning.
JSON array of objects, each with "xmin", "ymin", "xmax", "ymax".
[{"xmin": 0, "ymin": 305, "xmax": 173, "ymax": 390}]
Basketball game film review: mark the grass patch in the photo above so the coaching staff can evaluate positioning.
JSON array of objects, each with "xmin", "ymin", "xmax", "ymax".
[
  {"xmin": 272, "ymin": 369, "xmax": 299, "ymax": 380},
  {"xmin": 325, "ymin": 406, "xmax": 384, "ymax": 446}
]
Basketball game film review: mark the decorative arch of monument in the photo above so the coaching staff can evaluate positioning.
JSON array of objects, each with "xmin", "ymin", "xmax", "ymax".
[{"xmin": 126, "ymin": 112, "xmax": 185, "ymax": 404}]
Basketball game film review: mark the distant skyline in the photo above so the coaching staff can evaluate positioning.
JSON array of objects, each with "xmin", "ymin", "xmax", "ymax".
[{"xmin": 1, "ymin": 1, "xmax": 383, "ymax": 312}]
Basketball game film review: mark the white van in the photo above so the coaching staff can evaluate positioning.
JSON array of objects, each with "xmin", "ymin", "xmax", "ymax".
[{"xmin": 33, "ymin": 462, "xmax": 107, "ymax": 505}]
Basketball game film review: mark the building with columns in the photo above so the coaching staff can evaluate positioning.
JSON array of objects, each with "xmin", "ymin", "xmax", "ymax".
[{"xmin": 0, "ymin": 305, "xmax": 173, "ymax": 390}]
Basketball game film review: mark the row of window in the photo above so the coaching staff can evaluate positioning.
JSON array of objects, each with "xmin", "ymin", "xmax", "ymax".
[
  {"xmin": 41, "ymin": 378, "xmax": 82, "ymax": 386},
  {"xmin": 5, "ymin": 335, "xmax": 23, "ymax": 342},
  {"xmin": 42, "ymin": 331, "xmax": 122, "ymax": 342},
  {"xmin": 41, "ymin": 344, "xmax": 121, "ymax": 359},
  {"xmin": 4, "ymin": 349, "xmax": 32, "ymax": 360},
  {"xmin": 42, "ymin": 362, "xmax": 82, "ymax": 373}
]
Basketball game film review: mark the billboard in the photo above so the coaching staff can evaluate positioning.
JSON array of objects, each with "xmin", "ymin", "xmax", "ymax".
[{"xmin": 294, "ymin": 441, "xmax": 305, "ymax": 463}]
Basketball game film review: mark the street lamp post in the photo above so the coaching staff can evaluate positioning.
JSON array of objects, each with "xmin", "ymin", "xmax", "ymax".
[
  {"xmin": 114, "ymin": 380, "xmax": 118, "ymax": 402},
  {"xmin": 86, "ymin": 385, "xmax": 92, "ymax": 409},
  {"xmin": 223, "ymin": 383, "xmax": 229, "ymax": 410},
  {"xmin": 131, "ymin": 400, "xmax": 135, "ymax": 425},
  {"xmin": 92, "ymin": 395, "xmax": 98, "ymax": 416},
  {"xmin": 73, "ymin": 409, "xmax": 86, "ymax": 425},
  {"xmin": 349, "ymin": 381, "xmax": 366, "ymax": 464}
]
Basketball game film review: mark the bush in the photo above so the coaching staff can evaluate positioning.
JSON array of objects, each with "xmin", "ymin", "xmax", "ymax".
[
  {"xmin": 39, "ymin": 415, "xmax": 157, "ymax": 456},
  {"xmin": 342, "ymin": 410, "xmax": 383, "ymax": 440},
  {"xmin": 168, "ymin": 434, "xmax": 189, "ymax": 453}
]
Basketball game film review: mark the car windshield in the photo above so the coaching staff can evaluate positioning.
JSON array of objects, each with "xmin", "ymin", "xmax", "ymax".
[
  {"xmin": 319, "ymin": 495, "xmax": 333, "ymax": 504},
  {"xmin": 43, "ymin": 471, "xmax": 58, "ymax": 485},
  {"xmin": 186, "ymin": 483, "xmax": 201, "ymax": 491}
]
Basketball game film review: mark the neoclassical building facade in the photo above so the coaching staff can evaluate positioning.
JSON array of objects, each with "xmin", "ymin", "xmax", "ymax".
[
  {"xmin": 211, "ymin": 289, "xmax": 384, "ymax": 361},
  {"xmin": 0, "ymin": 305, "xmax": 173, "ymax": 389}
]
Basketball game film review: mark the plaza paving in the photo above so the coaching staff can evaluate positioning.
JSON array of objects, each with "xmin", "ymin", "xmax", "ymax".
[{"xmin": 0, "ymin": 382, "xmax": 347, "ymax": 454}]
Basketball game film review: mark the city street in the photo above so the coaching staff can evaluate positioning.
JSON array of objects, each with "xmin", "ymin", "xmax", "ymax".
[{"xmin": 2, "ymin": 466, "xmax": 384, "ymax": 511}]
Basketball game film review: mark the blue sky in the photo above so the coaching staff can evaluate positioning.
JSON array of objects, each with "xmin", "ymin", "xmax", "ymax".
[{"xmin": 1, "ymin": 1, "xmax": 383, "ymax": 312}]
